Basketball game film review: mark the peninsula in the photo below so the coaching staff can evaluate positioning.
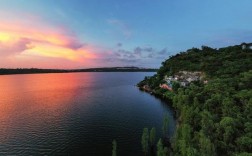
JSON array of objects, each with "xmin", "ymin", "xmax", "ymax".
[{"xmin": 138, "ymin": 43, "xmax": 252, "ymax": 156}]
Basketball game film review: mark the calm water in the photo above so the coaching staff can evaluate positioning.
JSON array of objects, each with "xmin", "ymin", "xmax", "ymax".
[{"xmin": 0, "ymin": 72, "xmax": 175, "ymax": 156}]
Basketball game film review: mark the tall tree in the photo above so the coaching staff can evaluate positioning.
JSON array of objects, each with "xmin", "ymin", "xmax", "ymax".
[
  {"xmin": 157, "ymin": 138, "xmax": 169, "ymax": 156},
  {"xmin": 141, "ymin": 128, "xmax": 149, "ymax": 155},
  {"xmin": 199, "ymin": 131, "xmax": 215, "ymax": 156},
  {"xmin": 112, "ymin": 139, "xmax": 117, "ymax": 156},
  {"xmin": 150, "ymin": 127, "xmax": 156, "ymax": 146},
  {"xmin": 162, "ymin": 114, "xmax": 169, "ymax": 137}
]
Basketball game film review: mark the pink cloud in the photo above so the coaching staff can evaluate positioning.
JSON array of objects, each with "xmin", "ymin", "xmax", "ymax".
[
  {"xmin": 0, "ymin": 10, "xmax": 86, "ymax": 49},
  {"xmin": 0, "ymin": 38, "xmax": 34, "ymax": 56},
  {"xmin": 0, "ymin": 22, "xmax": 83, "ymax": 50},
  {"xmin": 0, "ymin": 12, "xmax": 95, "ymax": 64},
  {"xmin": 0, "ymin": 11, "xmax": 151, "ymax": 68}
]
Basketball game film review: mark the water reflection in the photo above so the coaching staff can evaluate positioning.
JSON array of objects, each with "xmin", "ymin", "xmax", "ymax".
[
  {"xmin": 0, "ymin": 72, "xmax": 175, "ymax": 155},
  {"xmin": 0, "ymin": 73, "xmax": 94, "ymax": 145}
]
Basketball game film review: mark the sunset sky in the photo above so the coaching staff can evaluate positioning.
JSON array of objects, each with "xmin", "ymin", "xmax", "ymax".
[{"xmin": 0, "ymin": 0, "xmax": 252, "ymax": 69}]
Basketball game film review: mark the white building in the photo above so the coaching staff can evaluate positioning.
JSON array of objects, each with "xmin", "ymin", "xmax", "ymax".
[{"xmin": 241, "ymin": 43, "xmax": 252, "ymax": 50}]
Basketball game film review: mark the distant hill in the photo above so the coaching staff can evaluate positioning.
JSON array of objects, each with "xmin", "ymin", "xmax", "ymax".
[{"xmin": 0, "ymin": 67, "xmax": 157, "ymax": 75}]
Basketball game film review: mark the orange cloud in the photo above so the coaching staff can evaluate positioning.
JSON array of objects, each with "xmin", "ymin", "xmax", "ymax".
[
  {"xmin": 0, "ymin": 12, "xmax": 129, "ymax": 68},
  {"xmin": 0, "ymin": 17, "xmax": 93, "ymax": 62},
  {"xmin": 0, "ymin": 37, "xmax": 34, "ymax": 56}
]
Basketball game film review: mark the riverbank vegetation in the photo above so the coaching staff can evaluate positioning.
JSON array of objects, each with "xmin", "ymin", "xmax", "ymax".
[
  {"xmin": 138, "ymin": 43, "xmax": 252, "ymax": 155},
  {"xmin": 140, "ymin": 114, "xmax": 170, "ymax": 156}
]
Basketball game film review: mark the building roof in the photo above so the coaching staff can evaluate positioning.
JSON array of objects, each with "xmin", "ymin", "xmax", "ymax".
[{"xmin": 241, "ymin": 42, "xmax": 252, "ymax": 46}]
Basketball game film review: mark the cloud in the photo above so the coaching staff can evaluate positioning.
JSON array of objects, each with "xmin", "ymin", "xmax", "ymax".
[
  {"xmin": 117, "ymin": 43, "xmax": 123, "ymax": 47},
  {"xmin": 0, "ymin": 15, "xmax": 95, "ymax": 62},
  {"xmin": 119, "ymin": 58, "xmax": 140, "ymax": 63},
  {"xmin": 106, "ymin": 46, "xmax": 170, "ymax": 66},
  {"xmin": 114, "ymin": 52, "xmax": 121, "ymax": 57},
  {"xmin": 204, "ymin": 29, "xmax": 252, "ymax": 48},
  {"xmin": 144, "ymin": 47, "xmax": 154, "ymax": 53},
  {"xmin": 132, "ymin": 46, "xmax": 156, "ymax": 56},
  {"xmin": 158, "ymin": 48, "xmax": 168, "ymax": 55},
  {"xmin": 0, "ymin": 38, "xmax": 34, "ymax": 56},
  {"xmin": 134, "ymin": 47, "xmax": 142, "ymax": 56},
  {"xmin": 107, "ymin": 19, "xmax": 132, "ymax": 38},
  {"xmin": 0, "ymin": 22, "xmax": 84, "ymax": 50},
  {"xmin": 0, "ymin": 11, "xmax": 169, "ymax": 68},
  {"xmin": 147, "ymin": 53, "xmax": 154, "ymax": 58}
]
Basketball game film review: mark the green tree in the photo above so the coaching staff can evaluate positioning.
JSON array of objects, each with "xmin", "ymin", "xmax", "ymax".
[
  {"xmin": 220, "ymin": 117, "xmax": 236, "ymax": 143},
  {"xmin": 186, "ymin": 147, "xmax": 197, "ymax": 156},
  {"xmin": 181, "ymin": 123, "xmax": 192, "ymax": 140},
  {"xmin": 162, "ymin": 114, "xmax": 169, "ymax": 137},
  {"xmin": 193, "ymin": 97, "xmax": 199, "ymax": 108},
  {"xmin": 200, "ymin": 110, "xmax": 214, "ymax": 137},
  {"xmin": 198, "ymin": 131, "xmax": 215, "ymax": 156},
  {"xmin": 236, "ymin": 136, "xmax": 252, "ymax": 152},
  {"xmin": 157, "ymin": 139, "xmax": 168, "ymax": 156},
  {"xmin": 172, "ymin": 81, "xmax": 180, "ymax": 93},
  {"xmin": 141, "ymin": 128, "xmax": 149, "ymax": 155},
  {"xmin": 150, "ymin": 127, "xmax": 156, "ymax": 146},
  {"xmin": 112, "ymin": 140, "xmax": 117, "ymax": 156},
  {"xmin": 222, "ymin": 97, "xmax": 235, "ymax": 117}
]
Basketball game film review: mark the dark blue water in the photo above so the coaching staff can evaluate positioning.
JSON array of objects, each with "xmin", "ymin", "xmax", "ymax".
[{"xmin": 0, "ymin": 72, "xmax": 175, "ymax": 156}]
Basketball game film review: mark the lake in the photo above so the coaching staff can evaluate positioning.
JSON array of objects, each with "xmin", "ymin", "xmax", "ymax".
[{"xmin": 0, "ymin": 72, "xmax": 175, "ymax": 156}]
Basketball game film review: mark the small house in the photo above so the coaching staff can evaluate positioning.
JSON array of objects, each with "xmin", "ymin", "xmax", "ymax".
[
  {"xmin": 160, "ymin": 84, "xmax": 173, "ymax": 91},
  {"xmin": 241, "ymin": 43, "xmax": 252, "ymax": 50},
  {"xmin": 204, "ymin": 80, "xmax": 208, "ymax": 84},
  {"xmin": 180, "ymin": 80, "xmax": 189, "ymax": 87}
]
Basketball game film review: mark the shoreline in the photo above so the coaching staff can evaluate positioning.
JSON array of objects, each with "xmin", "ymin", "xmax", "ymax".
[
  {"xmin": 138, "ymin": 86, "xmax": 178, "ymax": 120},
  {"xmin": 138, "ymin": 85, "xmax": 179, "ymax": 152}
]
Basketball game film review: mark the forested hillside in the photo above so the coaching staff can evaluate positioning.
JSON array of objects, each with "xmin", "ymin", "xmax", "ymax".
[{"xmin": 138, "ymin": 43, "xmax": 252, "ymax": 155}]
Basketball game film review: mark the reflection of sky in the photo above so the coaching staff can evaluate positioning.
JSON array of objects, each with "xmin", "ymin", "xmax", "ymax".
[
  {"xmin": 0, "ymin": 73, "xmax": 95, "ymax": 144},
  {"xmin": 0, "ymin": 72, "xmax": 175, "ymax": 155},
  {"xmin": 0, "ymin": 0, "xmax": 252, "ymax": 68}
]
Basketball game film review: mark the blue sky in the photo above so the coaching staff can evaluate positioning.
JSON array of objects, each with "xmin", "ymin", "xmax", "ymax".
[{"xmin": 0, "ymin": 0, "xmax": 252, "ymax": 68}]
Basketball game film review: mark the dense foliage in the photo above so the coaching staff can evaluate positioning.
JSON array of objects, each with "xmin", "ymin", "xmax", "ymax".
[{"xmin": 138, "ymin": 43, "xmax": 252, "ymax": 155}]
